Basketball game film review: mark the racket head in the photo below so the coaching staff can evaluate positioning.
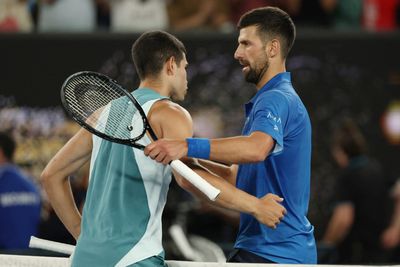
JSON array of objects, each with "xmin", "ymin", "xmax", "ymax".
[{"xmin": 60, "ymin": 71, "xmax": 150, "ymax": 148}]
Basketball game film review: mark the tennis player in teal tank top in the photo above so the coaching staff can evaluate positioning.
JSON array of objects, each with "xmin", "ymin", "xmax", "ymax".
[
  {"xmin": 72, "ymin": 89, "xmax": 170, "ymax": 266},
  {"xmin": 41, "ymin": 31, "xmax": 191, "ymax": 267}
]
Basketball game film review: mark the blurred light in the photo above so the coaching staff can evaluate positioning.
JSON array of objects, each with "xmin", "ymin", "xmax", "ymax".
[{"xmin": 381, "ymin": 100, "xmax": 400, "ymax": 145}]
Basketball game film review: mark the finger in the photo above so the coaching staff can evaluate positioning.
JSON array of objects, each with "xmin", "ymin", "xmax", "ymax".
[
  {"xmin": 282, "ymin": 207, "xmax": 287, "ymax": 215},
  {"xmin": 162, "ymin": 157, "xmax": 171, "ymax": 165},
  {"xmin": 145, "ymin": 142, "xmax": 156, "ymax": 151},
  {"xmin": 274, "ymin": 195, "xmax": 284, "ymax": 202},
  {"xmin": 148, "ymin": 148, "xmax": 161, "ymax": 160},
  {"xmin": 143, "ymin": 146, "xmax": 150, "ymax": 156},
  {"xmin": 155, "ymin": 152, "xmax": 166, "ymax": 163}
]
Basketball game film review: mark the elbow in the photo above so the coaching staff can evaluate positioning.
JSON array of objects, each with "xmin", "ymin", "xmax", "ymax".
[
  {"xmin": 174, "ymin": 174, "xmax": 194, "ymax": 192},
  {"xmin": 246, "ymin": 147, "xmax": 269, "ymax": 162},
  {"xmin": 243, "ymin": 133, "xmax": 273, "ymax": 163},
  {"xmin": 253, "ymin": 150, "xmax": 269, "ymax": 162},
  {"xmin": 40, "ymin": 168, "xmax": 54, "ymax": 192}
]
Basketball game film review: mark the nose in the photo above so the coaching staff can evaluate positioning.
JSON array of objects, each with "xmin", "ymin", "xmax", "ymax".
[{"xmin": 234, "ymin": 46, "xmax": 241, "ymax": 60}]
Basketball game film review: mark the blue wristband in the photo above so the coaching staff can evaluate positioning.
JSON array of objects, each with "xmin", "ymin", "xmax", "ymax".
[{"xmin": 186, "ymin": 138, "xmax": 210, "ymax": 159}]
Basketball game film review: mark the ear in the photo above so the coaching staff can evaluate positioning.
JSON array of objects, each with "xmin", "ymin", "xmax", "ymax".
[
  {"xmin": 166, "ymin": 56, "xmax": 176, "ymax": 76},
  {"xmin": 266, "ymin": 39, "xmax": 280, "ymax": 58}
]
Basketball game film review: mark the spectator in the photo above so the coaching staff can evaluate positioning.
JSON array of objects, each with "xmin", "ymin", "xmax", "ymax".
[
  {"xmin": 290, "ymin": 0, "xmax": 330, "ymax": 27},
  {"xmin": 382, "ymin": 179, "xmax": 400, "ymax": 249},
  {"xmin": 168, "ymin": 0, "xmax": 233, "ymax": 32},
  {"xmin": 320, "ymin": 118, "xmax": 391, "ymax": 264},
  {"xmin": 0, "ymin": 132, "xmax": 41, "ymax": 250},
  {"xmin": 229, "ymin": 0, "xmax": 301, "ymax": 26},
  {"xmin": 37, "ymin": 0, "xmax": 96, "ymax": 32},
  {"xmin": 381, "ymin": 178, "xmax": 400, "ymax": 262},
  {"xmin": 362, "ymin": 0, "xmax": 399, "ymax": 31},
  {"xmin": 95, "ymin": 0, "xmax": 168, "ymax": 32},
  {"xmin": 320, "ymin": 0, "xmax": 363, "ymax": 30},
  {"xmin": 0, "ymin": 0, "xmax": 33, "ymax": 32}
]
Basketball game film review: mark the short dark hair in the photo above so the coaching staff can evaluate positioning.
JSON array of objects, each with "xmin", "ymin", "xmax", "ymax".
[
  {"xmin": 332, "ymin": 118, "xmax": 367, "ymax": 158},
  {"xmin": 237, "ymin": 6, "xmax": 296, "ymax": 59},
  {"xmin": 0, "ymin": 132, "xmax": 16, "ymax": 161},
  {"xmin": 131, "ymin": 30, "xmax": 187, "ymax": 80}
]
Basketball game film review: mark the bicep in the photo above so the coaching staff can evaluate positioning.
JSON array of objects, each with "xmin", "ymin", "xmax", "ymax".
[
  {"xmin": 248, "ymin": 131, "xmax": 275, "ymax": 157},
  {"xmin": 151, "ymin": 101, "xmax": 194, "ymax": 139},
  {"xmin": 43, "ymin": 128, "xmax": 92, "ymax": 179}
]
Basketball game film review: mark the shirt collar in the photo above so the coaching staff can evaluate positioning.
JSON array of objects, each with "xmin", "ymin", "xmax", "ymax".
[{"xmin": 248, "ymin": 72, "xmax": 291, "ymax": 105}]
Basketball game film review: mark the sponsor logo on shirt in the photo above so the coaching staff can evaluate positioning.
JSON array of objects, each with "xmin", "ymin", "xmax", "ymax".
[{"xmin": 267, "ymin": 112, "xmax": 281, "ymax": 132}]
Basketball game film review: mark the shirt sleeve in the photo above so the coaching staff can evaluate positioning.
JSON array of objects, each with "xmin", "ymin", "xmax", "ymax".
[{"xmin": 250, "ymin": 90, "xmax": 289, "ymax": 155}]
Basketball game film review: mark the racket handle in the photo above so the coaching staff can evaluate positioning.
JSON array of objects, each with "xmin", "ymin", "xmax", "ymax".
[
  {"xmin": 29, "ymin": 236, "xmax": 75, "ymax": 255},
  {"xmin": 170, "ymin": 160, "xmax": 221, "ymax": 201}
]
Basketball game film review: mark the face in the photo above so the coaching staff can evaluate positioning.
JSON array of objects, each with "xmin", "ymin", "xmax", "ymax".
[
  {"xmin": 170, "ymin": 53, "xmax": 188, "ymax": 101},
  {"xmin": 234, "ymin": 25, "xmax": 269, "ymax": 85}
]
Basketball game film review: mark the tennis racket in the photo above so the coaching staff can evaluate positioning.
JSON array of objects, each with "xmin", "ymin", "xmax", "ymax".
[{"xmin": 60, "ymin": 71, "xmax": 220, "ymax": 201}]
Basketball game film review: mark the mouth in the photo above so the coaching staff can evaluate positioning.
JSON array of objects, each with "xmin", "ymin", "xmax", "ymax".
[{"xmin": 239, "ymin": 60, "xmax": 250, "ymax": 73}]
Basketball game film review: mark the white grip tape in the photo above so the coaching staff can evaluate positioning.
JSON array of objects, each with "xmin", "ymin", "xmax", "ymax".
[
  {"xmin": 29, "ymin": 236, "xmax": 75, "ymax": 255},
  {"xmin": 170, "ymin": 160, "xmax": 220, "ymax": 201}
]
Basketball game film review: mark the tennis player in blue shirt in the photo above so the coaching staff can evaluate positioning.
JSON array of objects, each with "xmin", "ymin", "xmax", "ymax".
[{"xmin": 145, "ymin": 6, "xmax": 316, "ymax": 264}]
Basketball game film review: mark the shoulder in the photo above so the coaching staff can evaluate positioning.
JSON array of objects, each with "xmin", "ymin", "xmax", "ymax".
[
  {"xmin": 255, "ymin": 89, "xmax": 290, "ymax": 109},
  {"xmin": 150, "ymin": 99, "xmax": 191, "ymax": 122},
  {"xmin": 148, "ymin": 99, "xmax": 193, "ymax": 138}
]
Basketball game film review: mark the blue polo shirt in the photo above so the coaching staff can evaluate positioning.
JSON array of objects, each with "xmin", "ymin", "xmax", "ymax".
[{"xmin": 234, "ymin": 72, "xmax": 316, "ymax": 263}]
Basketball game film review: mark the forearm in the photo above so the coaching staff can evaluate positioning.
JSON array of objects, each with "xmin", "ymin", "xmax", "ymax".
[
  {"xmin": 322, "ymin": 205, "xmax": 354, "ymax": 245},
  {"xmin": 191, "ymin": 132, "xmax": 274, "ymax": 165},
  {"xmin": 44, "ymin": 176, "xmax": 82, "ymax": 240},
  {"xmin": 41, "ymin": 128, "xmax": 91, "ymax": 240},
  {"xmin": 196, "ymin": 159, "xmax": 237, "ymax": 185},
  {"xmin": 174, "ymin": 164, "xmax": 258, "ymax": 216},
  {"xmin": 209, "ymin": 136, "xmax": 258, "ymax": 164}
]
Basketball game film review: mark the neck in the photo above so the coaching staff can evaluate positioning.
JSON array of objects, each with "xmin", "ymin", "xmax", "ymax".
[
  {"xmin": 256, "ymin": 62, "xmax": 286, "ymax": 90},
  {"xmin": 139, "ymin": 78, "xmax": 170, "ymax": 98}
]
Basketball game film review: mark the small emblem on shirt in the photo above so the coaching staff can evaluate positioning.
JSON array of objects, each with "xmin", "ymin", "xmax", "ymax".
[
  {"xmin": 267, "ymin": 112, "xmax": 281, "ymax": 132},
  {"xmin": 267, "ymin": 112, "xmax": 281, "ymax": 123}
]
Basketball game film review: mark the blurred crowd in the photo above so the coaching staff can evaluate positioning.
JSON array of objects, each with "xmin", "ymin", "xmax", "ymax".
[{"xmin": 1, "ymin": 0, "xmax": 400, "ymax": 33}]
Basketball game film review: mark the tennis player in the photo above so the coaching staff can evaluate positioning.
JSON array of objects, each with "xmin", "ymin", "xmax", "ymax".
[
  {"xmin": 41, "ymin": 30, "xmax": 286, "ymax": 267},
  {"xmin": 145, "ymin": 7, "xmax": 317, "ymax": 264}
]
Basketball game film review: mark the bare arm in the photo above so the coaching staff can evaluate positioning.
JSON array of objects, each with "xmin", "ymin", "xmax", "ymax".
[
  {"xmin": 177, "ymin": 158, "xmax": 286, "ymax": 228},
  {"xmin": 209, "ymin": 131, "xmax": 275, "ymax": 164},
  {"xmin": 196, "ymin": 159, "xmax": 238, "ymax": 186},
  {"xmin": 145, "ymin": 131, "xmax": 275, "ymax": 165},
  {"xmin": 40, "ymin": 128, "xmax": 92, "ymax": 240},
  {"xmin": 148, "ymin": 101, "xmax": 286, "ymax": 228},
  {"xmin": 322, "ymin": 203, "xmax": 354, "ymax": 245}
]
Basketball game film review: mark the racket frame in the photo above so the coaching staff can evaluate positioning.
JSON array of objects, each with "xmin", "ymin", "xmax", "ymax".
[{"xmin": 61, "ymin": 71, "xmax": 156, "ymax": 150}]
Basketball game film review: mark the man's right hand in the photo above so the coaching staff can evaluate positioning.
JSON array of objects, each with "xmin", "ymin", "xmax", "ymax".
[
  {"xmin": 253, "ymin": 193, "xmax": 286, "ymax": 229},
  {"xmin": 144, "ymin": 139, "xmax": 188, "ymax": 165}
]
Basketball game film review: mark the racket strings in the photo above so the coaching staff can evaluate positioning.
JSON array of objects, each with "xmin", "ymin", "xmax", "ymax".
[{"xmin": 64, "ymin": 75, "xmax": 145, "ymax": 141}]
